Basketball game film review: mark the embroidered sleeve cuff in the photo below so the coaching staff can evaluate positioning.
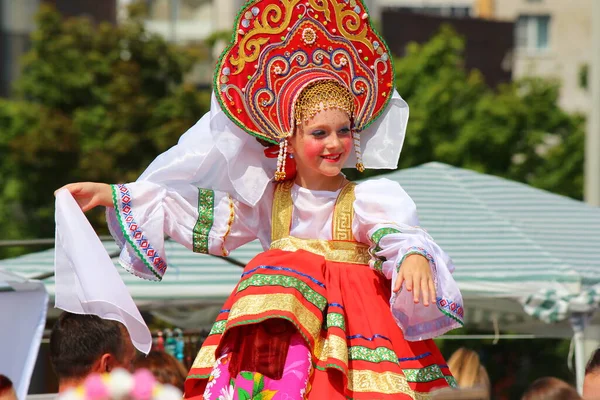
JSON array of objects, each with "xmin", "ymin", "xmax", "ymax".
[{"xmin": 111, "ymin": 184, "xmax": 167, "ymax": 281}]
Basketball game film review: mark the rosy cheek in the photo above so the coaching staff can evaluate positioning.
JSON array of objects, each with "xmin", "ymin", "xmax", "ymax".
[
  {"xmin": 302, "ymin": 139, "xmax": 325, "ymax": 159},
  {"xmin": 341, "ymin": 136, "xmax": 353, "ymax": 153}
]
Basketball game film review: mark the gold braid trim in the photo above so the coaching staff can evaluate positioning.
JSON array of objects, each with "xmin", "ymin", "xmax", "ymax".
[
  {"xmin": 191, "ymin": 345, "xmax": 218, "ymax": 369},
  {"xmin": 348, "ymin": 370, "xmax": 432, "ymax": 399},
  {"xmin": 270, "ymin": 237, "xmax": 370, "ymax": 265},
  {"xmin": 332, "ymin": 182, "xmax": 356, "ymax": 241},
  {"xmin": 221, "ymin": 194, "xmax": 235, "ymax": 256},
  {"xmin": 271, "ymin": 181, "xmax": 294, "ymax": 243}
]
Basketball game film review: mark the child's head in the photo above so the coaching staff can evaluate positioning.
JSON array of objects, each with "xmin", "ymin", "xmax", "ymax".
[
  {"xmin": 521, "ymin": 377, "xmax": 581, "ymax": 400},
  {"xmin": 57, "ymin": 368, "xmax": 182, "ymax": 400},
  {"xmin": 287, "ymin": 80, "xmax": 356, "ymax": 181},
  {"xmin": 0, "ymin": 375, "xmax": 17, "ymax": 400},
  {"xmin": 584, "ymin": 347, "xmax": 600, "ymax": 398},
  {"xmin": 132, "ymin": 351, "xmax": 188, "ymax": 391}
]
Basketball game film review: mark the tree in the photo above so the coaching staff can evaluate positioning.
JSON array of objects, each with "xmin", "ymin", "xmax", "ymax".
[
  {"xmin": 0, "ymin": 5, "xmax": 210, "ymax": 257},
  {"xmin": 387, "ymin": 25, "xmax": 583, "ymax": 200}
]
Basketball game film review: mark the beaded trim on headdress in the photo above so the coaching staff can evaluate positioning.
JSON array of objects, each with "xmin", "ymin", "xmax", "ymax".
[
  {"xmin": 214, "ymin": 0, "xmax": 395, "ymax": 146},
  {"xmin": 294, "ymin": 80, "xmax": 355, "ymax": 126}
]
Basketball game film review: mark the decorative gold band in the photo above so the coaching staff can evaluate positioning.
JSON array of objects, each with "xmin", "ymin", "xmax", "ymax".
[{"xmin": 270, "ymin": 236, "xmax": 370, "ymax": 265}]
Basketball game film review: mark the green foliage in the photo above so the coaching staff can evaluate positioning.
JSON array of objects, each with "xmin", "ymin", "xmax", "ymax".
[
  {"xmin": 0, "ymin": 5, "xmax": 210, "ymax": 257},
  {"xmin": 1, "ymin": 18, "xmax": 585, "ymax": 259},
  {"xmin": 348, "ymin": 25, "xmax": 584, "ymax": 201}
]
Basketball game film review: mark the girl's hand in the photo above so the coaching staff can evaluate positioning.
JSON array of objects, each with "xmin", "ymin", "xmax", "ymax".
[
  {"xmin": 55, "ymin": 182, "xmax": 113, "ymax": 212},
  {"xmin": 394, "ymin": 254, "xmax": 436, "ymax": 306}
]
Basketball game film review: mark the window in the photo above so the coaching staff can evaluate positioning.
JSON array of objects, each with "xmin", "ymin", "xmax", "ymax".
[{"xmin": 516, "ymin": 15, "xmax": 550, "ymax": 52}]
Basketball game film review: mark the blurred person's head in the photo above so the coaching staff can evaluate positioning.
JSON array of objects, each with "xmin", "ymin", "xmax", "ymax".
[
  {"xmin": 522, "ymin": 377, "xmax": 581, "ymax": 400},
  {"xmin": 447, "ymin": 347, "xmax": 490, "ymax": 398},
  {"xmin": 57, "ymin": 368, "xmax": 182, "ymax": 400},
  {"xmin": 49, "ymin": 312, "xmax": 136, "ymax": 392},
  {"xmin": 0, "ymin": 375, "xmax": 17, "ymax": 400},
  {"xmin": 584, "ymin": 348, "xmax": 600, "ymax": 399},
  {"xmin": 133, "ymin": 351, "xmax": 188, "ymax": 391}
]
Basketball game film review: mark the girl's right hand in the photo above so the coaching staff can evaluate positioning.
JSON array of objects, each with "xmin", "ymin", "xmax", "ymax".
[{"xmin": 55, "ymin": 182, "xmax": 113, "ymax": 212}]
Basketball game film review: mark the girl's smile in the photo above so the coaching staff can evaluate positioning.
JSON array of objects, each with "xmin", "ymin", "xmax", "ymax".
[{"xmin": 287, "ymin": 107, "xmax": 353, "ymax": 191}]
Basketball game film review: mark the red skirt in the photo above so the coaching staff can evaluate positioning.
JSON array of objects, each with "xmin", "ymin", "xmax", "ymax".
[{"xmin": 186, "ymin": 249, "xmax": 455, "ymax": 399}]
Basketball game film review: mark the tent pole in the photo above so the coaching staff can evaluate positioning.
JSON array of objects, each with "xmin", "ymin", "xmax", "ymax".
[{"xmin": 571, "ymin": 313, "xmax": 587, "ymax": 394}]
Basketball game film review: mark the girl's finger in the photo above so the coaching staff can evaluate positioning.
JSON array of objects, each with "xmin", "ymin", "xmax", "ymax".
[
  {"xmin": 394, "ymin": 274, "xmax": 404, "ymax": 293},
  {"xmin": 80, "ymin": 202, "xmax": 94, "ymax": 212},
  {"xmin": 404, "ymin": 275, "xmax": 413, "ymax": 292},
  {"xmin": 421, "ymin": 279, "xmax": 430, "ymax": 306},
  {"xmin": 411, "ymin": 276, "xmax": 420, "ymax": 303},
  {"xmin": 428, "ymin": 279, "xmax": 437, "ymax": 303}
]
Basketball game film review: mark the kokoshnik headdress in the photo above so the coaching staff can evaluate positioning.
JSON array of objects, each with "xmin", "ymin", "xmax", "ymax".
[
  {"xmin": 133, "ymin": 0, "xmax": 408, "ymax": 207},
  {"xmin": 214, "ymin": 0, "xmax": 396, "ymax": 180}
]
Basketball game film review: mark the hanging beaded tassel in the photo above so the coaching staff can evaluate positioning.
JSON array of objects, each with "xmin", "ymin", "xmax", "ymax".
[
  {"xmin": 353, "ymin": 130, "xmax": 365, "ymax": 172},
  {"xmin": 275, "ymin": 139, "xmax": 288, "ymax": 181}
]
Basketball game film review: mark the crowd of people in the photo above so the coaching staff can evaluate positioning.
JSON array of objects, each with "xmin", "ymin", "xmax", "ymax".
[
  {"xmin": 4, "ymin": 316, "xmax": 600, "ymax": 399},
  {"xmin": 439, "ymin": 346, "xmax": 600, "ymax": 400}
]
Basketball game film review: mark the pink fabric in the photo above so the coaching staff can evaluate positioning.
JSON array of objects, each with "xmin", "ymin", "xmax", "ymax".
[{"xmin": 203, "ymin": 333, "xmax": 311, "ymax": 400}]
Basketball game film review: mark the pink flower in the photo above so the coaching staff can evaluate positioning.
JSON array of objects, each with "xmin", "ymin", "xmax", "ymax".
[
  {"xmin": 83, "ymin": 374, "xmax": 109, "ymax": 400},
  {"xmin": 131, "ymin": 369, "xmax": 156, "ymax": 400}
]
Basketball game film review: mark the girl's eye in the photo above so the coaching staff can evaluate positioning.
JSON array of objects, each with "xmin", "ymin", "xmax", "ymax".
[
  {"xmin": 311, "ymin": 130, "xmax": 326, "ymax": 137},
  {"xmin": 339, "ymin": 127, "xmax": 351, "ymax": 135}
]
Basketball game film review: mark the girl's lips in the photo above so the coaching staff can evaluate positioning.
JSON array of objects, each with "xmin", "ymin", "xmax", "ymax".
[{"xmin": 321, "ymin": 153, "xmax": 342, "ymax": 162}]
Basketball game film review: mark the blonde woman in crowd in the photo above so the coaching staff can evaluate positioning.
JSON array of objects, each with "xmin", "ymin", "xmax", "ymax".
[{"xmin": 448, "ymin": 348, "xmax": 491, "ymax": 399}]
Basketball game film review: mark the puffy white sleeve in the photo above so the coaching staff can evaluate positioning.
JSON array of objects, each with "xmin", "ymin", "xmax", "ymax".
[
  {"xmin": 353, "ymin": 178, "xmax": 464, "ymax": 341},
  {"xmin": 106, "ymin": 181, "xmax": 271, "ymax": 281}
]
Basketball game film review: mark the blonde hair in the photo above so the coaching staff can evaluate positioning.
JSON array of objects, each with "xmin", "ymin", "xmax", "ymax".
[{"xmin": 447, "ymin": 348, "xmax": 490, "ymax": 396}]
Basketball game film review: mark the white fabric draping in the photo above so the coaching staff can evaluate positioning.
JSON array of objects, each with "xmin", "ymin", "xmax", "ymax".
[
  {"xmin": 54, "ymin": 189, "xmax": 152, "ymax": 354},
  {"xmin": 128, "ymin": 91, "xmax": 408, "ymax": 208},
  {"xmin": 0, "ymin": 270, "xmax": 47, "ymax": 400}
]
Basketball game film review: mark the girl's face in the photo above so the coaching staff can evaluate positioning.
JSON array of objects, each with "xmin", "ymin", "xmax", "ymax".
[{"xmin": 288, "ymin": 107, "xmax": 353, "ymax": 184}]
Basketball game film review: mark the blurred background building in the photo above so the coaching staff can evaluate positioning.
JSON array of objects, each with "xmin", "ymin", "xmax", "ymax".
[
  {"xmin": 1, "ymin": 0, "xmax": 594, "ymax": 112},
  {"xmin": 0, "ymin": 0, "xmax": 117, "ymax": 97},
  {"xmin": 377, "ymin": 0, "xmax": 593, "ymax": 112}
]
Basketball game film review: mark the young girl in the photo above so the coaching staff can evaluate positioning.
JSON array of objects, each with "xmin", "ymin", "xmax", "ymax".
[{"xmin": 59, "ymin": 1, "xmax": 463, "ymax": 398}]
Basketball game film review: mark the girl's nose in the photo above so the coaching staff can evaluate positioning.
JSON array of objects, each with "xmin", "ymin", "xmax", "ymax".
[{"xmin": 326, "ymin": 132, "xmax": 343, "ymax": 149}]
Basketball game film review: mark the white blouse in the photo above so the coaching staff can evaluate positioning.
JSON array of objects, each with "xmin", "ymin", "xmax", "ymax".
[{"xmin": 106, "ymin": 178, "xmax": 463, "ymax": 341}]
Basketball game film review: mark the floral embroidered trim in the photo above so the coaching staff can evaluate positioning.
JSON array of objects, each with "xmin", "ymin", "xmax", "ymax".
[
  {"xmin": 372, "ymin": 259, "xmax": 384, "ymax": 275},
  {"xmin": 369, "ymin": 227, "xmax": 401, "ymax": 254},
  {"xmin": 221, "ymin": 195, "xmax": 235, "ymax": 256},
  {"xmin": 326, "ymin": 312, "xmax": 346, "ymax": 330},
  {"xmin": 193, "ymin": 188, "xmax": 215, "ymax": 254},
  {"xmin": 437, "ymin": 297, "xmax": 465, "ymax": 323},
  {"xmin": 446, "ymin": 376, "xmax": 459, "ymax": 388},
  {"xmin": 402, "ymin": 364, "xmax": 446, "ymax": 383},
  {"xmin": 349, "ymin": 345, "xmax": 398, "ymax": 364},
  {"xmin": 237, "ymin": 273, "xmax": 328, "ymax": 311},
  {"xmin": 111, "ymin": 184, "xmax": 165, "ymax": 280},
  {"xmin": 242, "ymin": 265, "xmax": 326, "ymax": 288},
  {"xmin": 209, "ymin": 320, "xmax": 226, "ymax": 336}
]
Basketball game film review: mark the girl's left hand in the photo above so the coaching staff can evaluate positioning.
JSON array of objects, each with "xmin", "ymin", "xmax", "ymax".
[{"xmin": 394, "ymin": 254, "xmax": 436, "ymax": 306}]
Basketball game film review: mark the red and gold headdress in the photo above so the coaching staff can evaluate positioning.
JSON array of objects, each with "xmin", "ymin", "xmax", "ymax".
[{"xmin": 214, "ymin": 0, "xmax": 395, "ymax": 179}]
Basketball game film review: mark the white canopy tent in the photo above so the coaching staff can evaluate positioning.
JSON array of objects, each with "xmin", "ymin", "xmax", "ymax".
[
  {"xmin": 1, "ymin": 162, "xmax": 599, "ymax": 389},
  {"xmin": 0, "ymin": 269, "xmax": 48, "ymax": 400}
]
